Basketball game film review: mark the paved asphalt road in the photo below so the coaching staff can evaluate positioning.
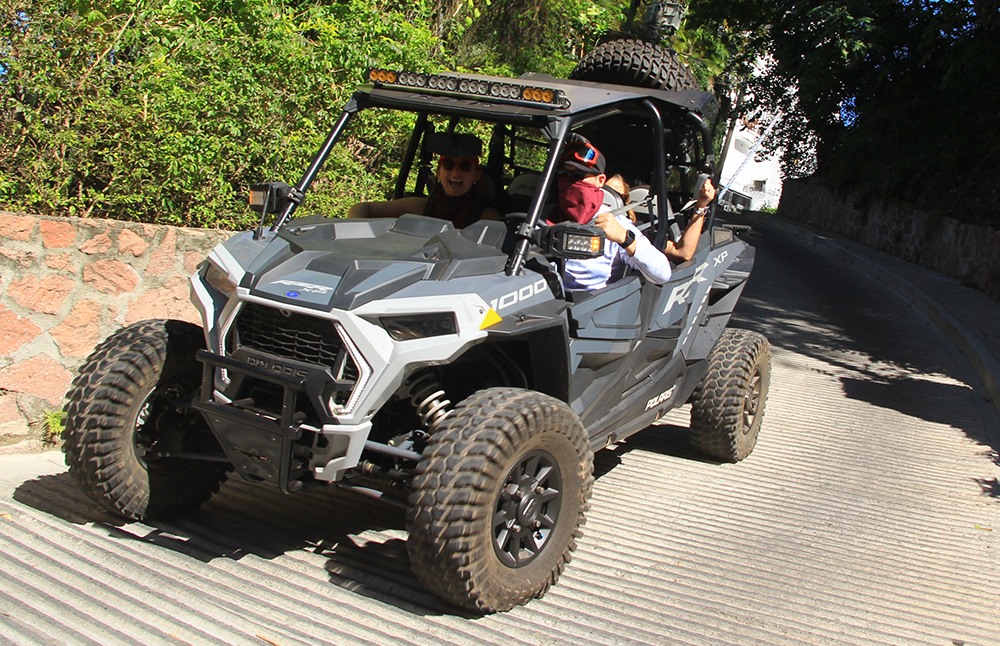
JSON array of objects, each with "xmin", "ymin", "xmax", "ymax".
[{"xmin": 1, "ymin": 219, "xmax": 998, "ymax": 646}]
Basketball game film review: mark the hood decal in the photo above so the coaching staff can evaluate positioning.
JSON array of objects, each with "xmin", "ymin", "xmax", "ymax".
[{"xmin": 253, "ymin": 270, "xmax": 342, "ymax": 309}]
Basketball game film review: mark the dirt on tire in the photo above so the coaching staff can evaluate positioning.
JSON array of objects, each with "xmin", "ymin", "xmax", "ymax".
[
  {"xmin": 689, "ymin": 328, "xmax": 771, "ymax": 462},
  {"xmin": 406, "ymin": 387, "xmax": 594, "ymax": 613}
]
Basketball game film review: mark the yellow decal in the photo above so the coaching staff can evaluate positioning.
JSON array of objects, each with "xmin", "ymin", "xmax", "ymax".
[{"xmin": 480, "ymin": 308, "xmax": 503, "ymax": 330}]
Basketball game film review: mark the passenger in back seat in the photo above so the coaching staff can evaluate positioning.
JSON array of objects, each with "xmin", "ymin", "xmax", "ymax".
[
  {"xmin": 663, "ymin": 177, "xmax": 716, "ymax": 263},
  {"xmin": 604, "ymin": 174, "xmax": 637, "ymax": 223},
  {"xmin": 605, "ymin": 173, "xmax": 716, "ymax": 263}
]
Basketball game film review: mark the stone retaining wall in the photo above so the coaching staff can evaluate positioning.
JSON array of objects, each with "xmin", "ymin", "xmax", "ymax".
[
  {"xmin": 0, "ymin": 211, "xmax": 234, "ymax": 454},
  {"xmin": 778, "ymin": 177, "xmax": 1000, "ymax": 301}
]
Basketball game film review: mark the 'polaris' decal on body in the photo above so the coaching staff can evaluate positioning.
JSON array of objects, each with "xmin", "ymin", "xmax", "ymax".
[
  {"xmin": 488, "ymin": 279, "xmax": 548, "ymax": 312},
  {"xmin": 645, "ymin": 386, "xmax": 676, "ymax": 410},
  {"xmin": 245, "ymin": 355, "xmax": 310, "ymax": 379}
]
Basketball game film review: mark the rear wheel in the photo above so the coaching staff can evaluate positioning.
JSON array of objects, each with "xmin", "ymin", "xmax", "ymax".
[
  {"xmin": 689, "ymin": 328, "xmax": 771, "ymax": 462},
  {"xmin": 62, "ymin": 319, "xmax": 230, "ymax": 520},
  {"xmin": 407, "ymin": 387, "xmax": 593, "ymax": 612},
  {"xmin": 570, "ymin": 38, "xmax": 699, "ymax": 92}
]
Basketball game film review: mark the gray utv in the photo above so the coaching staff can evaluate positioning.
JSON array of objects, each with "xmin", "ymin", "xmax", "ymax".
[{"xmin": 62, "ymin": 65, "xmax": 771, "ymax": 613}]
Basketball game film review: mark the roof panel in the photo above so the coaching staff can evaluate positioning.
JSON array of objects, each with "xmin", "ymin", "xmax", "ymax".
[{"xmin": 356, "ymin": 69, "xmax": 716, "ymax": 123}]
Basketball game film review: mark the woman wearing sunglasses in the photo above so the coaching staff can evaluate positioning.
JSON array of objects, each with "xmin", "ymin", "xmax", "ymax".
[{"xmin": 347, "ymin": 133, "xmax": 499, "ymax": 227}]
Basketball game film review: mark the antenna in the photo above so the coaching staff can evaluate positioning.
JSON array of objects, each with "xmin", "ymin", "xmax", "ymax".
[{"xmin": 718, "ymin": 117, "xmax": 778, "ymax": 202}]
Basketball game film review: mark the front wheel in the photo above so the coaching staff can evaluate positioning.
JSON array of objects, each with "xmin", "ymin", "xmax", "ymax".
[
  {"xmin": 62, "ymin": 319, "xmax": 230, "ymax": 520},
  {"xmin": 407, "ymin": 387, "xmax": 594, "ymax": 613},
  {"xmin": 689, "ymin": 328, "xmax": 771, "ymax": 462}
]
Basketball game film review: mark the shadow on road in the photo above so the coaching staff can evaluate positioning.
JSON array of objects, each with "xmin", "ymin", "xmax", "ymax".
[
  {"xmin": 11, "ymin": 470, "xmax": 470, "ymax": 616},
  {"xmin": 593, "ymin": 420, "xmax": 721, "ymax": 483},
  {"xmin": 727, "ymin": 217, "xmax": 999, "ymax": 499},
  {"xmin": 12, "ymin": 422, "xmax": 716, "ymax": 618},
  {"xmin": 6, "ymin": 214, "xmax": 995, "ymax": 634}
]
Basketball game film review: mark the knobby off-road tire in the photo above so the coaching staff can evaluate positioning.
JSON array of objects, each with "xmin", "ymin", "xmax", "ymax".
[
  {"xmin": 570, "ymin": 38, "xmax": 699, "ymax": 92},
  {"xmin": 407, "ymin": 387, "xmax": 594, "ymax": 613},
  {"xmin": 62, "ymin": 319, "xmax": 230, "ymax": 520},
  {"xmin": 689, "ymin": 328, "xmax": 771, "ymax": 462}
]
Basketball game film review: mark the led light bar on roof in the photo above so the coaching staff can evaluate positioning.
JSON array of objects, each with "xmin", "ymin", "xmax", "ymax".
[{"xmin": 365, "ymin": 68, "xmax": 567, "ymax": 109}]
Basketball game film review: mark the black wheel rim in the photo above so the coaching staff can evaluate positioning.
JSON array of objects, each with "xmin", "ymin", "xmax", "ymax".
[
  {"xmin": 741, "ymin": 368, "xmax": 762, "ymax": 435},
  {"xmin": 492, "ymin": 449, "xmax": 562, "ymax": 568},
  {"xmin": 132, "ymin": 379, "xmax": 205, "ymax": 472}
]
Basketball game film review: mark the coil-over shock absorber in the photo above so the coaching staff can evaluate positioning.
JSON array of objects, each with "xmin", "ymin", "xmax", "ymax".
[{"xmin": 403, "ymin": 370, "xmax": 452, "ymax": 432}]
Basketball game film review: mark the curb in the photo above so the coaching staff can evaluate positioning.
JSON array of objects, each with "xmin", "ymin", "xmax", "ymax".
[{"xmin": 753, "ymin": 212, "xmax": 1000, "ymax": 421}]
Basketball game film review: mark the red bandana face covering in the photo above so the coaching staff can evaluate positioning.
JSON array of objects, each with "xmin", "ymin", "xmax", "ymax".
[{"xmin": 552, "ymin": 176, "xmax": 604, "ymax": 224}]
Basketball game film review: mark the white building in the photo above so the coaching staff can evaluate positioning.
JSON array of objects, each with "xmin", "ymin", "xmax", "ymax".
[{"xmin": 717, "ymin": 120, "xmax": 783, "ymax": 211}]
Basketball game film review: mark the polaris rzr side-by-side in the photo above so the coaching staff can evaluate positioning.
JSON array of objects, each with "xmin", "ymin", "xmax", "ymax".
[{"xmin": 63, "ymin": 60, "xmax": 771, "ymax": 613}]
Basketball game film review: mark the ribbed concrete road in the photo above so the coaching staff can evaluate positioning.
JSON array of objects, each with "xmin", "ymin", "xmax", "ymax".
[{"xmin": 2, "ymin": 221, "xmax": 998, "ymax": 646}]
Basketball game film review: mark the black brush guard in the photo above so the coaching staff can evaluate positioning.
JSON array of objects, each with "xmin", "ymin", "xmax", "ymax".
[{"xmin": 192, "ymin": 350, "xmax": 312, "ymax": 493}]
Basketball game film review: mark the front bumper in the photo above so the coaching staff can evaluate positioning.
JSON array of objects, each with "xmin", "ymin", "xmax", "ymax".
[{"xmin": 193, "ymin": 350, "xmax": 371, "ymax": 489}]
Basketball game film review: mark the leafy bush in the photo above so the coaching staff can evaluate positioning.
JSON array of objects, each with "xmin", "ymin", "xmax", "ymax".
[
  {"xmin": 688, "ymin": 0, "xmax": 1000, "ymax": 228},
  {"xmin": 1, "ymin": 0, "xmax": 646, "ymax": 228},
  {"xmin": 43, "ymin": 409, "xmax": 65, "ymax": 444},
  {"xmin": 1, "ymin": 0, "xmax": 439, "ymax": 228}
]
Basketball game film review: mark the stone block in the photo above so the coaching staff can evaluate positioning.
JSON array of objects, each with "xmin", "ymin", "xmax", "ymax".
[
  {"xmin": 82, "ymin": 259, "xmax": 139, "ymax": 295},
  {"xmin": 0, "ymin": 439, "xmax": 43, "ymax": 454},
  {"xmin": 184, "ymin": 251, "xmax": 204, "ymax": 275},
  {"xmin": 51, "ymin": 300, "xmax": 103, "ymax": 358},
  {"xmin": 0, "ymin": 304, "xmax": 43, "ymax": 354},
  {"xmin": 7, "ymin": 274, "xmax": 76, "ymax": 314},
  {"xmin": 81, "ymin": 230, "xmax": 113, "ymax": 255},
  {"xmin": 0, "ymin": 355, "xmax": 73, "ymax": 406},
  {"xmin": 0, "ymin": 248, "xmax": 38, "ymax": 267},
  {"xmin": 0, "ymin": 394, "xmax": 29, "ymax": 438},
  {"xmin": 145, "ymin": 227, "xmax": 178, "ymax": 276},
  {"xmin": 45, "ymin": 253, "xmax": 75, "ymax": 272},
  {"xmin": 40, "ymin": 220, "xmax": 77, "ymax": 249},
  {"xmin": 118, "ymin": 228, "xmax": 150, "ymax": 256},
  {"xmin": 0, "ymin": 213, "xmax": 37, "ymax": 241},
  {"xmin": 126, "ymin": 275, "xmax": 200, "ymax": 325}
]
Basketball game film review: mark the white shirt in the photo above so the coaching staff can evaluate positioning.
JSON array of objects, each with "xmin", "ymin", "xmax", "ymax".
[{"xmin": 563, "ymin": 214, "xmax": 672, "ymax": 290}]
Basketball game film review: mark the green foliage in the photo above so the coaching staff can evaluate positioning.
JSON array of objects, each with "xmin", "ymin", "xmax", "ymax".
[
  {"xmin": 1, "ymin": 0, "xmax": 439, "ymax": 227},
  {"xmin": 671, "ymin": 23, "xmax": 729, "ymax": 91},
  {"xmin": 454, "ymin": 0, "xmax": 626, "ymax": 76},
  {"xmin": 687, "ymin": 0, "xmax": 1000, "ymax": 227},
  {"xmin": 0, "ymin": 0, "xmax": 651, "ymax": 227},
  {"xmin": 43, "ymin": 409, "xmax": 66, "ymax": 443}
]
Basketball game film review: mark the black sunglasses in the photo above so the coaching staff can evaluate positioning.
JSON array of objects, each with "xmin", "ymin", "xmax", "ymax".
[
  {"xmin": 440, "ymin": 158, "xmax": 475, "ymax": 172},
  {"xmin": 557, "ymin": 166, "xmax": 591, "ymax": 180}
]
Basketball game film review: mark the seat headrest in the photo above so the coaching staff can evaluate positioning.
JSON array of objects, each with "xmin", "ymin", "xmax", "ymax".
[
  {"xmin": 601, "ymin": 186, "xmax": 624, "ymax": 212},
  {"xmin": 507, "ymin": 174, "xmax": 540, "ymax": 197}
]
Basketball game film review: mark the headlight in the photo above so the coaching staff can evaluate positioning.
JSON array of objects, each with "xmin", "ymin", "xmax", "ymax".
[
  {"xmin": 380, "ymin": 313, "xmax": 457, "ymax": 341},
  {"xmin": 204, "ymin": 263, "xmax": 237, "ymax": 298}
]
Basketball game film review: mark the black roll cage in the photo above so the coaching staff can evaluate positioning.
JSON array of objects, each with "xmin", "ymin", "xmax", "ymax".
[{"xmin": 270, "ymin": 89, "xmax": 715, "ymax": 277}]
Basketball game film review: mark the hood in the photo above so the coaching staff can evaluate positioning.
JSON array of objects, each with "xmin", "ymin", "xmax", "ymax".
[{"xmin": 239, "ymin": 214, "xmax": 510, "ymax": 312}]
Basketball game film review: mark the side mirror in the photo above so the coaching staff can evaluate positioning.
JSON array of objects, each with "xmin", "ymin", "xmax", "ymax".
[{"xmin": 248, "ymin": 182, "xmax": 291, "ymax": 214}]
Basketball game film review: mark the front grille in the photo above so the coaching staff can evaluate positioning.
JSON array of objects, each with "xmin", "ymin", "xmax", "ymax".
[{"xmin": 229, "ymin": 303, "xmax": 360, "ymax": 408}]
